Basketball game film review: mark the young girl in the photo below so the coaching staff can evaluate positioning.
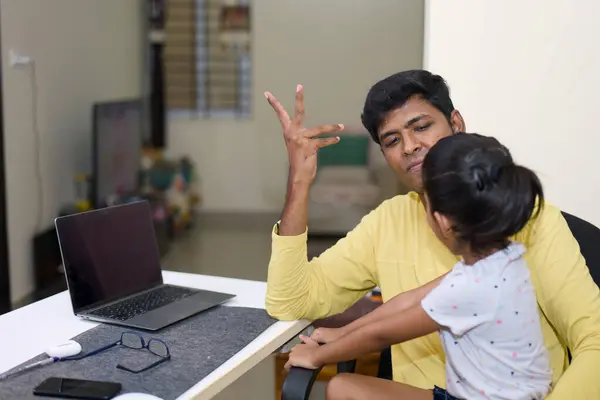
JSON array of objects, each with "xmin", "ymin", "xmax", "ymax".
[{"xmin": 285, "ymin": 133, "xmax": 553, "ymax": 400}]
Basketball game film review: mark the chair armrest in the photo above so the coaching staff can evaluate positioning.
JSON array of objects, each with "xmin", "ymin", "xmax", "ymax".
[
  {"xmin": 281, "ymin": 366, "xmax": 323, "ymax": 400},
  {"xmin": 281, "ymin": 361, "xmax": 358, "ymax": 400},
  {"xmin": 337, "ymin": 360, "xmax": 357, "ymax": 373}
]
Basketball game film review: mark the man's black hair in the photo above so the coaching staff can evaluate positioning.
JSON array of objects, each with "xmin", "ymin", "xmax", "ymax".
[{"xmin": 361, "ymin": 70, "xmax": 455, "ymax": 144}]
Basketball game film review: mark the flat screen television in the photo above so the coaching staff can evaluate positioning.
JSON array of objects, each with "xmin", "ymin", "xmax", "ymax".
[{"xmin": 91, "ymin": 99, "xmax": 144, "ymax": 208}]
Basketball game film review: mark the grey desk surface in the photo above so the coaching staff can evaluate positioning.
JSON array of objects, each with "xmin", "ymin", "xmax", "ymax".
[{"xmin": 0, "ymin": 306, "xmax": 276, "ymax": 400}]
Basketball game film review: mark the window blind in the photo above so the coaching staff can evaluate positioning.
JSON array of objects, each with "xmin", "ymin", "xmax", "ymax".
[
  {"xmin": 164, "ymin": 0, "xmax": 197, "ymax": 110},
  {"xmin": 164, "ymin": 0, "xmax": 251, "ymax": 116}
]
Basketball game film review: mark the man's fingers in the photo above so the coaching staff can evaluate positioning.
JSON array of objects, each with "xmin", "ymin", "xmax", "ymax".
[
  {"xmin": 264, "ymin": 91, "xmax": 291, "ymax": 128},
  {"xmin": 305, "ymin": 124, "xmax": 345, "ymax": 138},
  {"xmin": 293, "ymin": 84, "xmax": 305, "ymax": 126},
  {"xmin": 315, "ymin": 136, "xmax": 341, "ymax": 149}
]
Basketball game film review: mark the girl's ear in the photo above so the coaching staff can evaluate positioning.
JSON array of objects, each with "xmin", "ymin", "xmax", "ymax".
[{"xmin": 434, "ymin": 211, "xmax": 454, "ymax": 239}]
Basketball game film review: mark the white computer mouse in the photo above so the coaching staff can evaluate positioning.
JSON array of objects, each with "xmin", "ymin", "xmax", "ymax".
[
  {"xmin": 45, "ymin": 340, "xmax": 82, "ymax": 359},
  {"xmin": 112, "ymin": 393, "xmax": 163, "ymax": 400}
]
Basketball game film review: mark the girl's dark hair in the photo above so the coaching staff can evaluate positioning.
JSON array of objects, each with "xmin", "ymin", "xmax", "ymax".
[{"xmin": 422, "ymin": 133, "xmax": 544, "ymax": 253}]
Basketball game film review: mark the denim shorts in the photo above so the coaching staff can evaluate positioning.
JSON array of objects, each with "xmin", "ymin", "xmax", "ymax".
[{"xmin": 432, "ymin": 386, "xmax": 461, "ymax": 400}]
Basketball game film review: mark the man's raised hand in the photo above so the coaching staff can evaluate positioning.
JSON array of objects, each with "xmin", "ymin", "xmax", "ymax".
[{"xmin": 265, "ymin": 84, "xmax": 344, "ymax": 185}]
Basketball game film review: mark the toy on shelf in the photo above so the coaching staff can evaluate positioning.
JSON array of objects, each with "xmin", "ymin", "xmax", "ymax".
[
  {"xmin": 165, "ymin": 171, "xmax": 189, "ymax": 231},
  {"xmin": 141, "ymin": 148, "xmax": 201, "ymax": 233},
  {"xmin": 58, "ymin": 173, "xmax": 93, "ymax": 217},
  {"xmin": 74, "ymin": 173, "xmax": 92, "ymax": 212}
]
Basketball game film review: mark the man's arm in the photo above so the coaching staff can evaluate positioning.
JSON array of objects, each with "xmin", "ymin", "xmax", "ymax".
[
  {"xmin": 266, "ymin": 85, "xmax": 342, "ymax": 238},
  {"xmin": 264, "ymin": 87, "xmax": 377, "ymax": 321},
  {"xmin": 278, "ymin": 178, "xmax": 310, "ymax": 236},
  {"xmin": 312, "ymin": 304, "xmax": 440, "ymax": 366},
  {"xmin": 266, "ymin": 206, "xmax": 380, "ymax": 321},
  {"xmin": 523, "ymin": 205, "xmax": 600, "ymax": 399}
]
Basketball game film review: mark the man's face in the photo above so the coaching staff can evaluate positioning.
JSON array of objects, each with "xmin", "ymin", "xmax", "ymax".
[{"xmin": 377, "ymin": 96, "xmax": 465, "ymax": 193}]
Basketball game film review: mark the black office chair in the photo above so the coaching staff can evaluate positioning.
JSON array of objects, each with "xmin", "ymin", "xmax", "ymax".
[{"xmin": 281, "ymin": 211, "xmax": 600, "ymax": 400}]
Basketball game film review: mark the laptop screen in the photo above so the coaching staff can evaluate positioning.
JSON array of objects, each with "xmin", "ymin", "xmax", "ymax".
[{"xmin": 55, "ymin": 201, "xmax": 163, "ymax": 313}]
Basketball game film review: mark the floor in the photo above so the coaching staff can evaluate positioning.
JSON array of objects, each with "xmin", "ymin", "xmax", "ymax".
[{"xmin": 162, "ymin": 213, "xmax": 339, "ymax": 400}]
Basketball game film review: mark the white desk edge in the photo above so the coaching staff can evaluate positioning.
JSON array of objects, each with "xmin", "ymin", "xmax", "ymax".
[{"xmin": 0, "ymin": 271, "xmax": 312, "ymax": 400}]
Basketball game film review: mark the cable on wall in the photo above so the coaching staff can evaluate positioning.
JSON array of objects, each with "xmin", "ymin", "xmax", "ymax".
[
  {"xmin": 10, "ymin": 50, "xmax": 44, "ymax": 232},
  {"xmin": 29, "ymin": 61, "xmax": 44, "ymax": 232}
]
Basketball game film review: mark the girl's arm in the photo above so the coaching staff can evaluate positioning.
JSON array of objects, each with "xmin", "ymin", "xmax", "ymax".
[
  {"xmin": 315, "ymin": 304, "xmax": 441, "ymax": 365},
  {"xmin": 287, "ymin": 303, "xmax": 442, "ymax": 370},
  {"xmin": 316, "ymin": 273, "xmax": 446, "ymax": 341}
]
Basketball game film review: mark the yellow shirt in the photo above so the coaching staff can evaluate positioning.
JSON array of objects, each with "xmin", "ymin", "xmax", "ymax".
[{"xmin": 266, "ymin": 192, "xmax": 600, "ymax": 399}]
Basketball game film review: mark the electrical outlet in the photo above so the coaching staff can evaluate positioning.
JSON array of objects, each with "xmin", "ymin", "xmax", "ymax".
[{"xmin": 9, "ymin": 49, "xmax": 32, "ymax": 67}]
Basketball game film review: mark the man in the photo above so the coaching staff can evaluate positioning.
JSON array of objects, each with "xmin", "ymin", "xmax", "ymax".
[{"xmin": 265, "ymin": 70, "xmax": 600, "ymax": 398}]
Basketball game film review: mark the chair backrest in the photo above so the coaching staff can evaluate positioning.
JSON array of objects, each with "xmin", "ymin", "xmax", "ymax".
[
  {"xmin": 317, "ymin": 134, "xmax": 370, "ymax": 170},
  {"xmin": 561, "ymin": 211, "xmax": 600, "ymax": 287}
]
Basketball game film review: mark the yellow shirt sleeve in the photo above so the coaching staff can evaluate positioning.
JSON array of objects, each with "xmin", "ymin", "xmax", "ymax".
[
  {"xmin": 523, "ymin": 205, "xmax": 600, "ymax": 399},
  {"xmin": 265, "ymin": 209, "xmax": 380, "ymax": 321}
]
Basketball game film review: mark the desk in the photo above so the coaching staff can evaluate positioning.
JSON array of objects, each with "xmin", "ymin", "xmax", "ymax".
[{"xmin": 0, "ymin": 271, "xmax": 311, "ymax": 399}]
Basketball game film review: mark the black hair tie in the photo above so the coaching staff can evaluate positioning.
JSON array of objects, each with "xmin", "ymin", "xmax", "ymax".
[
  {"xmin": 472, "ymin": 164, "xmax": 504, "ymax": 192},
  {"xmin": 472, "ymin": 166, "xmax": 486, "ymax": 191},
  {"xmin": 490, "ymin": 164, "xmax": 503, "ymax": 182}
]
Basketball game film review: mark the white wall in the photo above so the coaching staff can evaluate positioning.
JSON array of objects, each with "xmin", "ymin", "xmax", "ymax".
[
  {"xmin": 424, "ymin": 0, "xmax": 600, "ymax": 226},
  {"xmin": 1, "ymin": 0, "xmax": 144, "ymax": 303},
  {"xmin": 167, "ymin": 0, "xmax": 424, "ymax": 212}
]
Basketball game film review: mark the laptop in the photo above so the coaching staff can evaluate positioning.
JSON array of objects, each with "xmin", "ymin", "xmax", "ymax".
[{"xmin": 54, "ymin": 200, "xmax": 235, "ymax": 331}]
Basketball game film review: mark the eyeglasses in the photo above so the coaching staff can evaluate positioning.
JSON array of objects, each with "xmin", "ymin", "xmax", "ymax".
[{"xmin": 64, "ymin": 331, "xmax": 171, "ymax": 373}]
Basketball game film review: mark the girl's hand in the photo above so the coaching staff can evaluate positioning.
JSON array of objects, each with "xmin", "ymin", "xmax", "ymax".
[
  {"xmin": 310, "ymin": 327, "xmax": 345, "ymax": 344},
  {"xmin": 284, "ymin": 335, "xmax": 322, "ymax": 371}
]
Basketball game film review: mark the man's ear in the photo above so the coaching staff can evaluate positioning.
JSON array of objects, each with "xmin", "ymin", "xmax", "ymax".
[
  {"xmin": 434, "ymin": 211, "xmax": 453, "ymax": 238},
  {"xmin": 450, "ymin": 109, "xmax": 466, "ymax": 133}
]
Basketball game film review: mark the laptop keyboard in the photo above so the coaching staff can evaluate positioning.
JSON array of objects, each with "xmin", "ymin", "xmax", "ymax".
[{"xmin": 88, "ymin": 286, "xmax": 198, "ymax": 321}]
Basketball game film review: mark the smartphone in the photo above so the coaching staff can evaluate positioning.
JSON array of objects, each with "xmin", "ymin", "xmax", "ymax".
[{"xmin": 33, "ymin": 377, "xmax": 122, "ymax": 400}]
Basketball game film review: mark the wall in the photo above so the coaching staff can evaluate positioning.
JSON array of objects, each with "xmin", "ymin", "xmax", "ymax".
[
  {"xmin": 1, "ymin": 0, "xmax": 144, "ymax": 304},
  {"xmin": 167, "ymin": 0, "xmax": 425, "ymax": 212},
  {"xmin": 424, "ymin": 0, "xmax": 600, "ymax": 226}
]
